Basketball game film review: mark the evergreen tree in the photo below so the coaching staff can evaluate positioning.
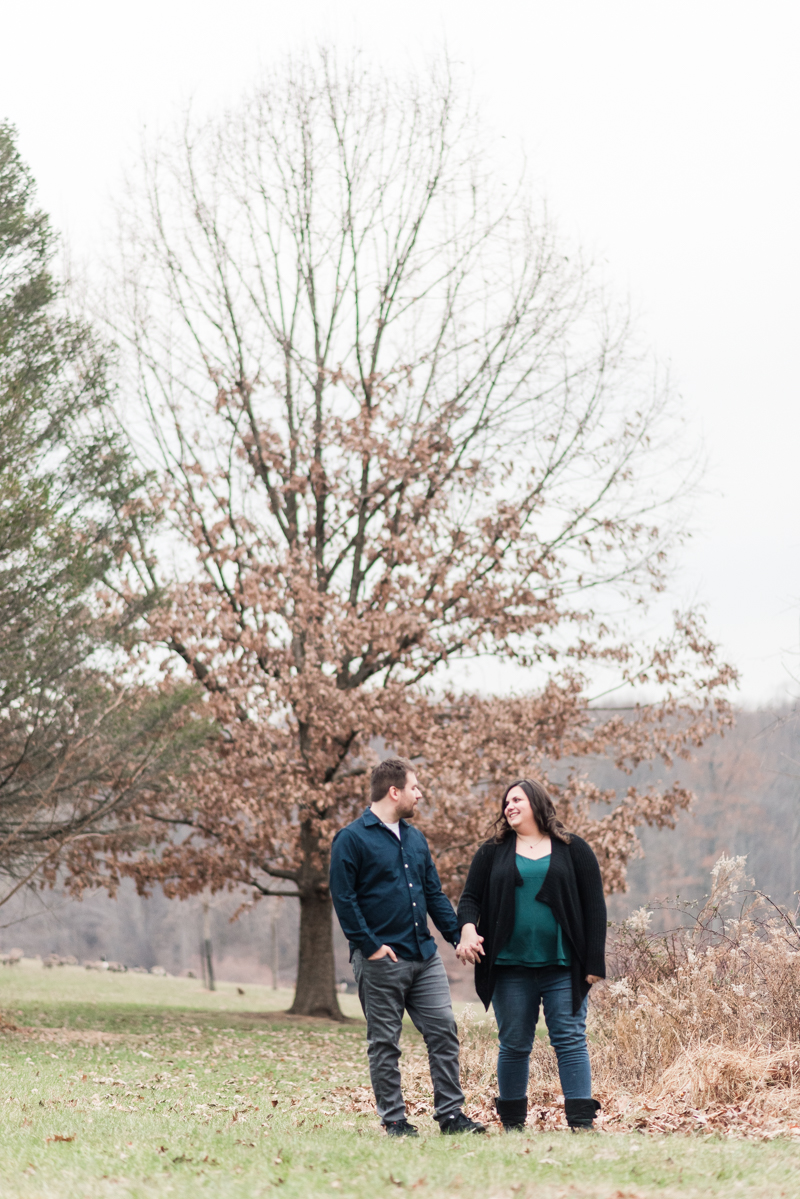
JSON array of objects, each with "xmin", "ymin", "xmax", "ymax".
[{"xmin": 0, "ymin": 124, "xmax": 203, "ymax": 901}]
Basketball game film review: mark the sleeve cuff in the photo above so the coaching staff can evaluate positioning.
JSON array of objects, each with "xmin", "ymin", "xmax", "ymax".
[
  {"xmin": 457, "ymin": 906, "xmax": 480, "ymax": 930},
  {"xmin": 357, "ymin": 936, "xmax": 383, "ymax": 959}
]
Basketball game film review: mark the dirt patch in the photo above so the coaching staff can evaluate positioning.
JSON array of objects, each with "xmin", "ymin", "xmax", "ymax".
[
  {"xmin": 0, "ymin": 1024, "xmax": 149, "ymax": 1046},
  {"xmin": 167, "ymin": 1008, "xmax": 360, "ymax": 1029},
  {"xmin": 237, "ymin": 1009, "xmax": 360, "ymax": 1026}
]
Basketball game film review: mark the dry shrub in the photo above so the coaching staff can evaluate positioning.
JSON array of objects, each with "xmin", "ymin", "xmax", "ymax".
[
  {"xmin": 587, "ymin": 856, "xmax": 800, "ymax": 1134},
  {"xmin": 653, "ymin": 1045, "xmax": 800, "ymax": 1109}
]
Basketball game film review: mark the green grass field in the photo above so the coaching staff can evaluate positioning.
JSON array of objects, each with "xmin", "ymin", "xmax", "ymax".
[{"xmin": 1, "ymin": 959, "xmax": 800, "ymax": 1198}]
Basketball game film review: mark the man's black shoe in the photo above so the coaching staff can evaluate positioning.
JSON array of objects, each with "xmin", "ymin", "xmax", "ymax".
[
  {"xmin": 439, "ymin": 1111, "xmax": 486, "ymax": 1135},
  {"xmin": 384, "ymin": 1119, "xmax": 419, "ymax": 1137}
]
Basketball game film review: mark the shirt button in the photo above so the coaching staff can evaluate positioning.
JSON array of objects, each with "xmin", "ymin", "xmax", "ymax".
[
  {"xmin": 405, "ymin": 864, "xmax": 409, "ymax": 868},
  {"xmin": 413, "ymin": 902, "xmax": 416, "ymax": 907}
]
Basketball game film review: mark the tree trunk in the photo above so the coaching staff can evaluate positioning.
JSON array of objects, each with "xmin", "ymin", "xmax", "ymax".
[{"xmin": 287, "ymin": 884, "xmax": 344, "ymax": 1019}]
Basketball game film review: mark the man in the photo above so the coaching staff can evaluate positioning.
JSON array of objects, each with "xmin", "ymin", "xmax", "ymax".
[{"xmin": 330, "ymin": 757, "xmax": 485, "ymax": 1138}]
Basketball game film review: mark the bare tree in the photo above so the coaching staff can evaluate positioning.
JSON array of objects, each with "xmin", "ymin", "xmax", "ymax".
[{"xmin": 101, "ymin": 52, "xmax": 734, "ymax": 1018}]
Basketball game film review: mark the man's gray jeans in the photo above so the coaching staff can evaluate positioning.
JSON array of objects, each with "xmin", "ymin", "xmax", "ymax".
[{"xmin": 352, "ymin": 948, "xmax": 464, "ymax": 1125}]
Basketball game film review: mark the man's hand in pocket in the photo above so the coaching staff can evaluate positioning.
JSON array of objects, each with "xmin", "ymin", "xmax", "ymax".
[{"xmin": 368, "ymin": 945, "xmax": 398, "ymax": 961}]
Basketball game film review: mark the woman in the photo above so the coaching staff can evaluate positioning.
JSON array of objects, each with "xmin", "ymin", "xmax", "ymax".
[{"xmin": 456, "ymin": 780, "xmax": 606, "ymax": 1132}]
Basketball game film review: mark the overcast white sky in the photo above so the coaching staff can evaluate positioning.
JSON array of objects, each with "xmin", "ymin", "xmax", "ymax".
[{"xmin": 3, "ymin": 0, "xmax": 798, "ymax": 705}]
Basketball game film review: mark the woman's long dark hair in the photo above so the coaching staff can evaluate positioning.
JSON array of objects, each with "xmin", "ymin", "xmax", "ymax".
[{"xmin": 492, "ymin": 779, "xmax": 571, "ymax": 845}]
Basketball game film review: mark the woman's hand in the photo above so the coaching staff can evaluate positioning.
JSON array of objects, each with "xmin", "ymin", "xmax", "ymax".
[
  {"xmin": 456, "ymin": 923, "xmax": 485, "ymax": 965},
  {"xmin": 585, "ymin": 974, "xmax": 602, "ymax": 985}
]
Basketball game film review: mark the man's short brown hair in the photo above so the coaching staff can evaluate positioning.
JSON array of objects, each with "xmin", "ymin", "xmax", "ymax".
[{"xmin": 370, "ymin": 757, "xmax": 413, "ymax": 804}]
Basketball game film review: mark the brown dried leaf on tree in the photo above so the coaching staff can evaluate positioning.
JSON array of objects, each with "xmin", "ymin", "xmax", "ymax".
[{"xmin": 91, "ymin": 51, "xmax": 735, "ymax": 1016}]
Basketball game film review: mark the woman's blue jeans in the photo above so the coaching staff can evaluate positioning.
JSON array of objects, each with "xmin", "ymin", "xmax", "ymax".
[{"xmin": 491, "ymin": 965, "xmax": 591, "ymax": 1100}]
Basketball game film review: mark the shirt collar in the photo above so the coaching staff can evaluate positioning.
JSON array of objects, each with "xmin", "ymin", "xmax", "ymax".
[{"xmin": 361, "ymin": 807, "xmax": 408, "ymax": 829}]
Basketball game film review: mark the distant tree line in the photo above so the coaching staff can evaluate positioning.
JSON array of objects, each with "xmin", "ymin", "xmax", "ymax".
[{"xmin": 607, "ymin": 705, "xmax": 800, "ymax": 917}]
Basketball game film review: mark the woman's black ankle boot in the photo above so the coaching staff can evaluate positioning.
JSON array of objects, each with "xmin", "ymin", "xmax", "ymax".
[
  {"xmin": 564, "ymin": 1098, "xmax": 601, "ymax": 1131},
  {"xmin": 494, "ymin": 1097, "xmax": 527, "ymax": 1131}
]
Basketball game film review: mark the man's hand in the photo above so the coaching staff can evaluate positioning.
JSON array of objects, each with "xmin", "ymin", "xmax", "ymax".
[
  {"xmin": 586, "ymin": 974, "xmax": 602, "ymax": 985},
  {"xmin": 368, "ymin": 944, "xmax": 398, "ymax": 962},
  {"xmin": 455, "ymin": 923, "xmax": 485, "ymax": 965}
]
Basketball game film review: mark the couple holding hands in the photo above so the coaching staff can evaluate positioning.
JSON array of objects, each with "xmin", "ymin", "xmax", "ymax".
[{"xmin": 330, "ymin": 758, "xmax": 606, "ymax": 1136}]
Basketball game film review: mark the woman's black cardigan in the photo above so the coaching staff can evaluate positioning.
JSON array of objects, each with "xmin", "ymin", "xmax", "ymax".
[{"xmin": 456, "ymin": 833, "xmax": 607, "ymax": 1015}]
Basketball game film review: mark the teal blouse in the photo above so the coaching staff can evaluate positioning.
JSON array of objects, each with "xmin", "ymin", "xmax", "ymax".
[{"xmin": 495, "ymin": 854, "xmax": 571, "ymax": 968}]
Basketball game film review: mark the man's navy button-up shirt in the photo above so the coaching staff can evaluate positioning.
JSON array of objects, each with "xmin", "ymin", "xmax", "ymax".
[{"xmin": 329, "ymin": 808, "xmax": 460, "ymax": 962}]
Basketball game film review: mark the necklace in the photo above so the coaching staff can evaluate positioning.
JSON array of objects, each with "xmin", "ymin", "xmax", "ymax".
[{"xmin": 516, "ymin": 831, "xmax": 548, "ymax": 847}]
